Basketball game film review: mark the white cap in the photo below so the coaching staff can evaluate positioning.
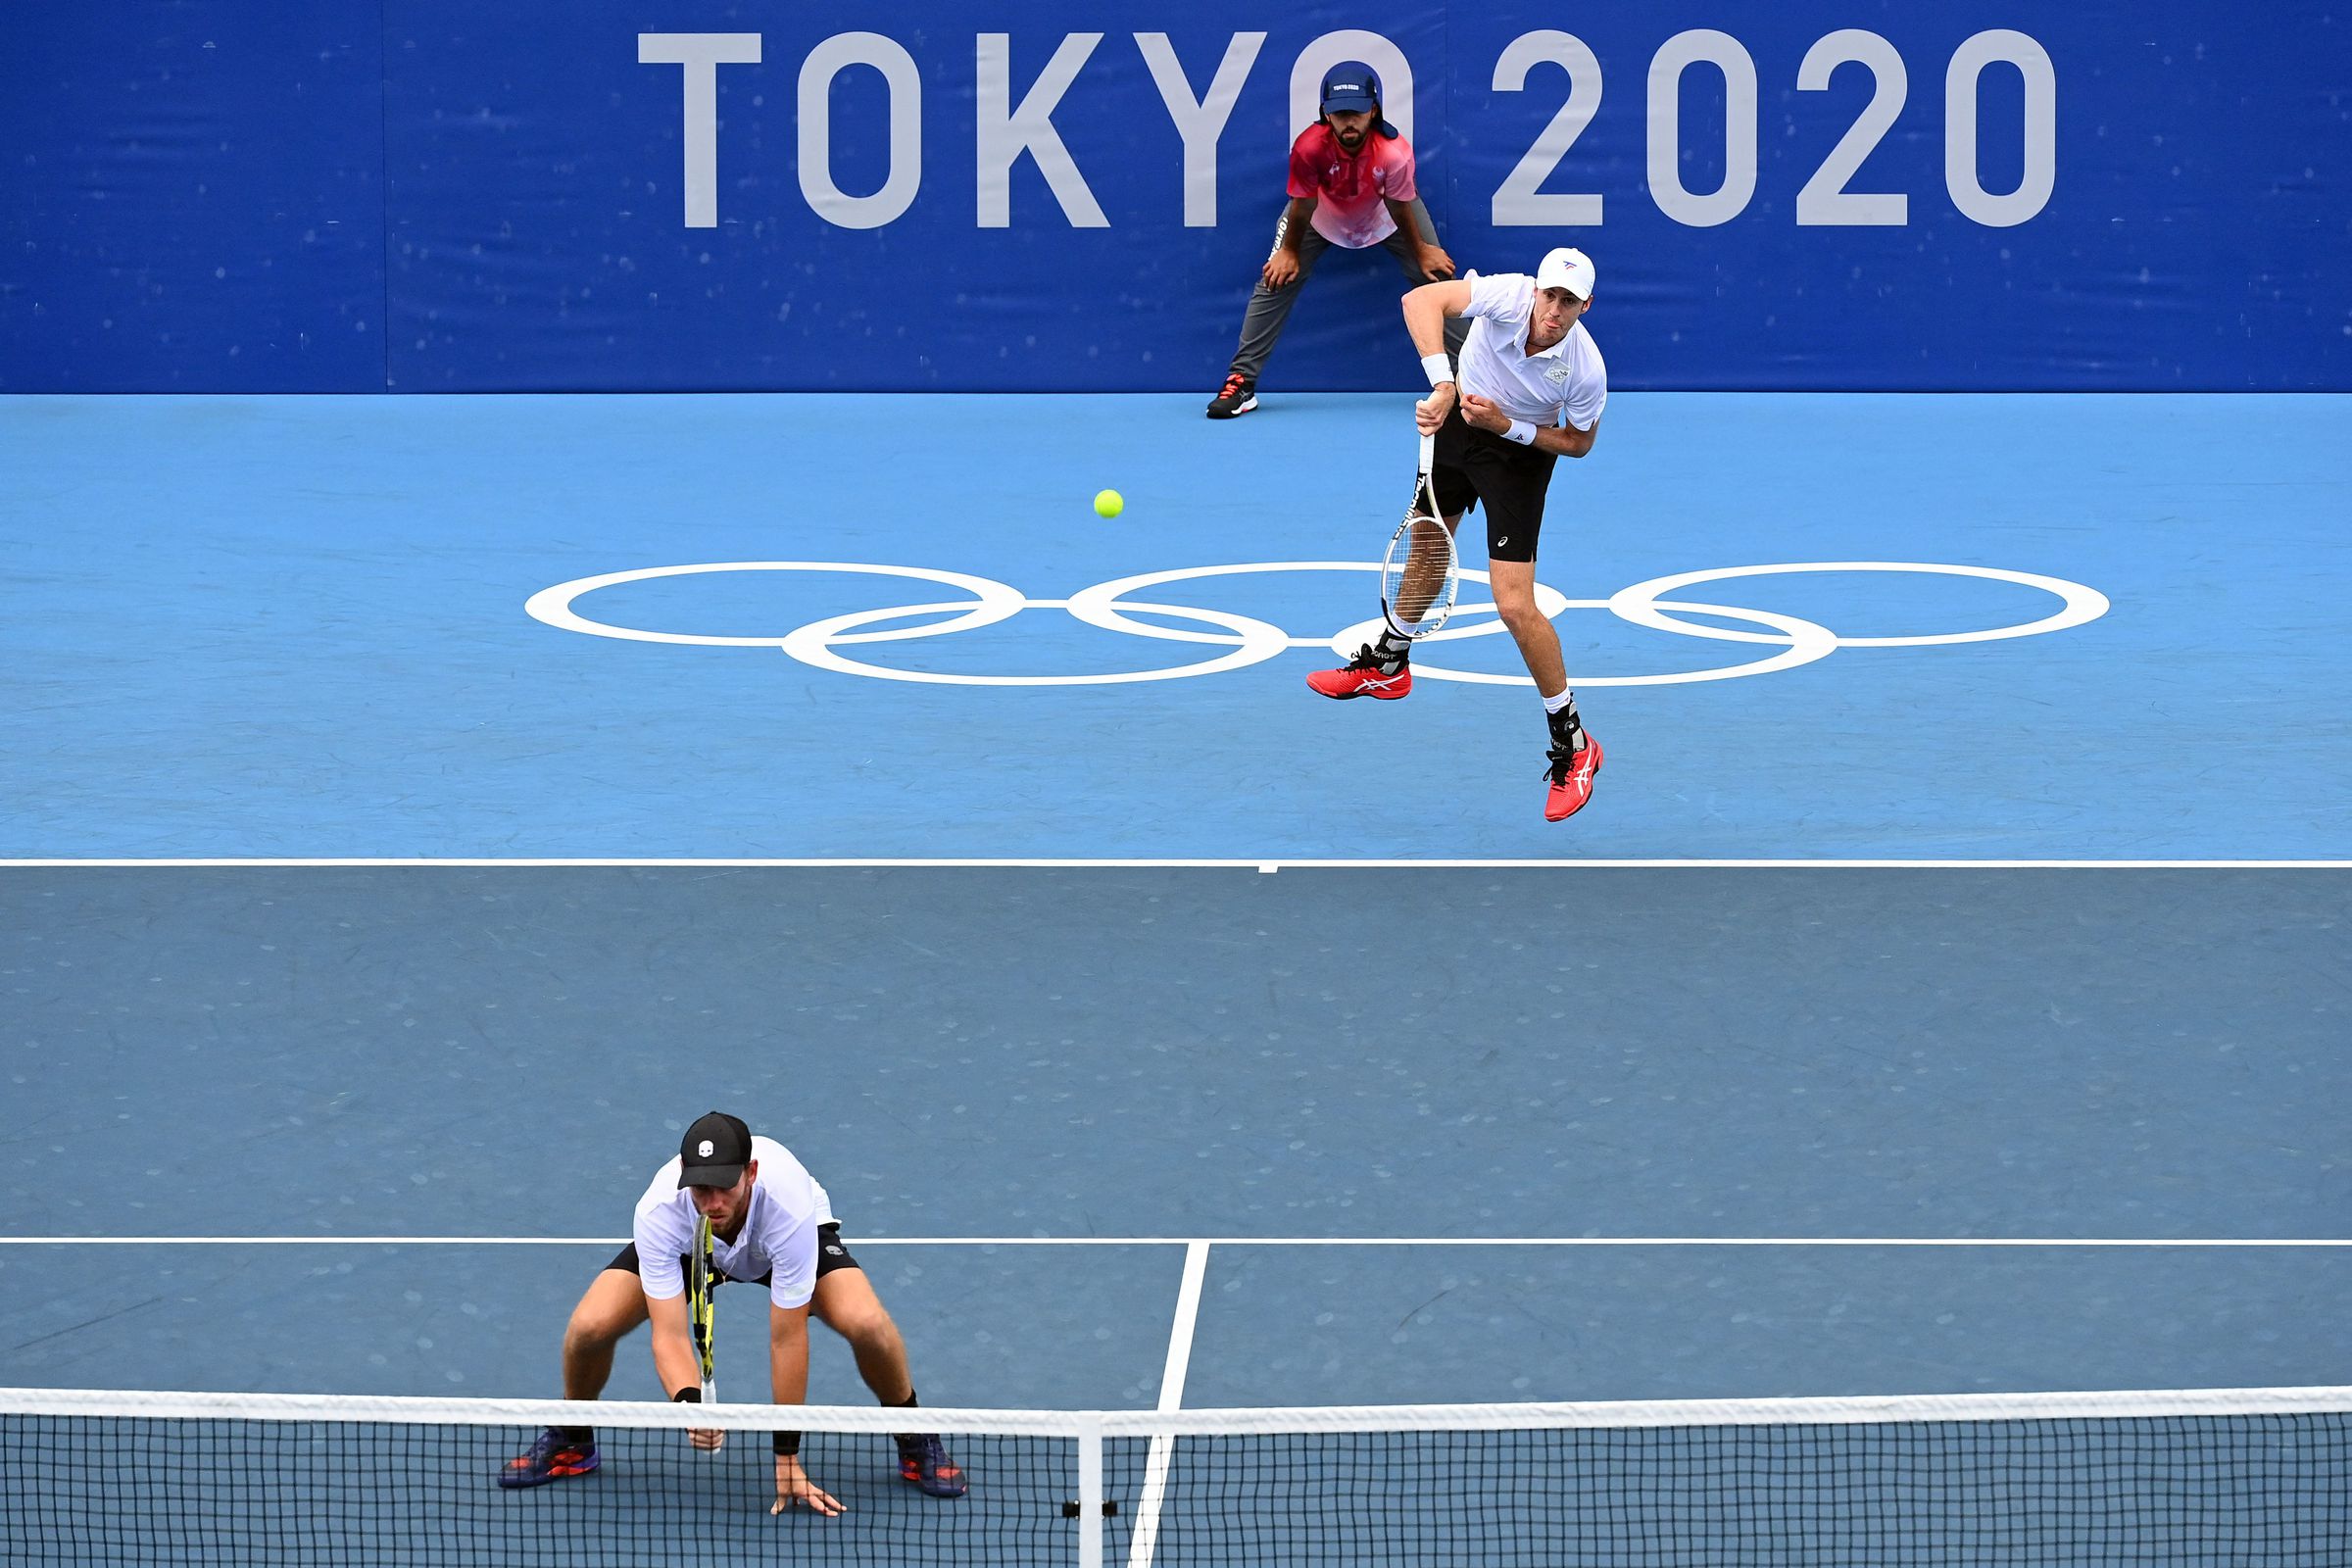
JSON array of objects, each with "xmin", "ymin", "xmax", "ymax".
[{"xmin": 1535, "ymin": 246, "xmax": 1595, "ymax": 300}]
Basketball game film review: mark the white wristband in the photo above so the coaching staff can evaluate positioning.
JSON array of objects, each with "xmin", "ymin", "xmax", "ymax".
[
  {"xmin": 1504, "ymin": 418, "xmax": 1537, "ymax": 446},
  {"xmin": 1420, "ymin": 353, "xmax": 1454, "ymax": 389}
]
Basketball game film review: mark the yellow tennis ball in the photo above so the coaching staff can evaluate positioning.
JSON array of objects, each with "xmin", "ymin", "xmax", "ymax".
[{"xmin": 1094, "ymin": 489, "xmax": 1124, "ymax": 519}]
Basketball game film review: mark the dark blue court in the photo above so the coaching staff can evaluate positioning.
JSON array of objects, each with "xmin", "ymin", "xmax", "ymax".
[{"xmin": 3, "ymin": 865, "xmax": 2343, "ymax": 1415}]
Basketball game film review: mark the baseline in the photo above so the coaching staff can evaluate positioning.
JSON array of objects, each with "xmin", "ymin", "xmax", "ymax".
[{"xmin": 6, "ymin": 858, "xmax": 2349, "ymax": 870}]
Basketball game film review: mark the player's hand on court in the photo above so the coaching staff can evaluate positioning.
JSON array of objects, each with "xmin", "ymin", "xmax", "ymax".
[
  {"xmin": 1415, "ymin": 382, "xmax": 1456, "ymax": 433},
  {"xmin": 688, "ymin": 1425, "xmax": 726, "ymax": 1451},
  {"xmin": 771, "ymin": 1456, "xmax": 846, "ymax": 1517},
  {"xmin": 1419, "ymin": 244, "xmax": 1456, "ymax": 281},
  {"xmin": 1458, "ymin": 392, "xmax": 1508, "ymax": 434},
  {"xmin": 1261, "ymin": 250, "xmax": 1301, "ymax": 290}
]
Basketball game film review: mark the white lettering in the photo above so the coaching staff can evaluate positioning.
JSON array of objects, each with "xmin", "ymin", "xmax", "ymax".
[
  {"xmin": 1796, "ymin": 30, "xmax": 1909, "ymax": 226},
  {"xmin": 1135, "ymin": 32, "xmax": 1263, "ymax": 228},
  {"xmin": 1946, "ymin": 29, "xmax": 2057, "ymax": 227},
  {"xmin": 799, "ymin": 33, "xmax": 923, "ymax": 229},
  {"xmin": 637, "ymin": 32, "xmax": 762, "ymax": 228},
  {"xmin": 976, "ymin": 32, "xmax": 1107, "ymax": 228},
  {"xmin": 1646, "ymin": 29, "xmax": 1757, "ymax": 228},
  {"xmin": 626, "ymin": 27, "xmax": 2062, "ymax": 238},
  {"xmin": 1492, "ymin": 31, "xmax": 1604, "ymax": 227}
]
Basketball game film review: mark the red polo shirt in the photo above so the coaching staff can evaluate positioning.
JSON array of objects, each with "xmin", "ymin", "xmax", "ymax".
[{"xmin": 1286, "ymin": 122, "xmax": 1417, "ymax": 249}]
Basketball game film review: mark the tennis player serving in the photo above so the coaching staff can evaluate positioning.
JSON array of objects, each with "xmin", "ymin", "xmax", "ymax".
[
  {"xmin": 499, "ymin": 1111, "xmax": 965, "ymax": 1510},
  {"xmin": 1308, "ymin": 247, "xmax": 1608, "ymax": 821}
]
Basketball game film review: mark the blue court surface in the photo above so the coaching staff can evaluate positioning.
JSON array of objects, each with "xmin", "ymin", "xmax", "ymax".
[
  {"xmin": 10, "ymin": 7, "xmax": 2349, "ymax": 1556},
  {"xmin": 3, "ymin": 392, "xmax": 2347, "ymax": 860},
  {"xmin": 1, "ymin": 865, "xmax": 2345, "ymax": 1414},
  {"xmin": 1, "ymin": 394, "xmax": 2346, "ymax": 1437}
]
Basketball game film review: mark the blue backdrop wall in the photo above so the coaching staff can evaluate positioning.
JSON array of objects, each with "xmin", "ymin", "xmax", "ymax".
[{"xmin": 5, "ymin": 2, "xmax": 2346, "ymax": 391}]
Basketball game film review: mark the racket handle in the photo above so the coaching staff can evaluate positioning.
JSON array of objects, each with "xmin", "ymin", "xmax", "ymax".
[{"xmin": 1417, "ymin": 431, "xmax": 1435, "ymax": 477}]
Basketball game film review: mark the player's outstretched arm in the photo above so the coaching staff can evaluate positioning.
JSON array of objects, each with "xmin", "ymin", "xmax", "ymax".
[
  {"xmin": 1401, "ymin": 280, "xmax": 1473, "ymax": 357},
  {"xmin": 645, "ymin": 1291, "xmax": 724, "ymax": 1449},
  {"xmin": 768, "ymin": 1301, "xmax": 845, "ymax": 1517},
  {"xmin": 1406, "ymin": 281, "xmax": 1475, "ymax": 431}
]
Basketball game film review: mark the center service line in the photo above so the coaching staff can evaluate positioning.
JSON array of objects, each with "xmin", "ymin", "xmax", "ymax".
[{"xmin": 1127, "ymin": 1240, "xmax": 1211, "ymax": 1568}]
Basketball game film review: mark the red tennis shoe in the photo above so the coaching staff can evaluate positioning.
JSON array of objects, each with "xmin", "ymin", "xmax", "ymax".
[
  {"xmin": 1543, "ymin": 734, "xmax": 1603, "ymax": 821},
  {"xmin": 498, "ymin": 1429, "xmax": 599, "ymax": 1488},
  {"xmin": 896, "ymin": 1434, "xmax": 968, "ymax": 1498},
  {"xmin": 1306, "ymin": 645, "xmax": 1412, "ymax": 700}
]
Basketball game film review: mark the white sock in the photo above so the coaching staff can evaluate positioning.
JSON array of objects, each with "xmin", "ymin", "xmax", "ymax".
[{"xmin": 1541, "ymin": 687, "xmax": 1576, "ymax": 716}]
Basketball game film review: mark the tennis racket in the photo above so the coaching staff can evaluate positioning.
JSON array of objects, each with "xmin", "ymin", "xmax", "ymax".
[
  {"xmin": 689, "ymin": 1215, "xmax": 720, "ymax": 1453},
  {"xmin": 1380, "ymin": 430, "xmax": 1457, "ymax": 640}
]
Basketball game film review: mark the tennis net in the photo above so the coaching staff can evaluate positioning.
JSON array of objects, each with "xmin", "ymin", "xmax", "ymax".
[{"xmin": 3, "ymin": 1385, "xmax": 2345, "ymax": 1565}]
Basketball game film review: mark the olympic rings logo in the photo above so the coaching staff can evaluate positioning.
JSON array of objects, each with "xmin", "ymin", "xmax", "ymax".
[{"xmin": 523, "ymin": 560, "xmax": 2109, "ymax": 688}]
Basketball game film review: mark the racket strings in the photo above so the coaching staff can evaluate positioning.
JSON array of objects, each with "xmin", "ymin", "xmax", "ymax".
[
  {"xmin": 1380, "ymin": 437, "xmax": 1457, "ymax": 640},
  {"xmin": 1384, "ymin": 508, "xmax": 1456, "ymax": 634},
  {"xmin": 689, "ymin": 1218, "xmax": 717, "ymax": 1386}
]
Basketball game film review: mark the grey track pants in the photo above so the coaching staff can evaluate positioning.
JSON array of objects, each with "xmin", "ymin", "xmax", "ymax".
[{"xmin": 1225, "ymin": 198, "xmax": 1468, "ymax": 384}]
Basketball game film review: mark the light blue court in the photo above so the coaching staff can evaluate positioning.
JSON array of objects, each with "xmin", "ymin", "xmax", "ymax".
[{"xmin": 3, "ymin": 392, "xmax": 2346, "ymax": 860}]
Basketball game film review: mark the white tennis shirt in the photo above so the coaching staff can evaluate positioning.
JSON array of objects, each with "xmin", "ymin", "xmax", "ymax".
[
  {"xmin": 632, "ymin": 1135, "xmax": 836, "ymax": 1309},
  {"xmin": 1456, "ymin": 271, "xmax": 1608, "ymax": 432}
]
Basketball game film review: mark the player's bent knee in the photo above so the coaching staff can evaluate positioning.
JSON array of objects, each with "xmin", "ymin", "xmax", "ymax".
[
  {"xmin": 565, "ymin": 1272, "xmax": 648, "ymax": 1348},
  {"xmin": 563, "ymin": 1308, "xmax": 630, "ymax": 1352},
  {"xmin": 829, "ymin": 1301, "xmax": 898, "ymax": 1346}
]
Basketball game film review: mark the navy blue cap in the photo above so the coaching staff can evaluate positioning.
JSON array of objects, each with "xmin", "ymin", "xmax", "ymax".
[{"xmin": 1319, "ymin": 62, "xmax": 1400, "ymax": 138}]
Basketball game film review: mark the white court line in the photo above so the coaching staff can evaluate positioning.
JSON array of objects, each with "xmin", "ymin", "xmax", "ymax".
[
  {"xmin": 1127, "ymin": 1241, "xmax": 1210, "ymax": 1568},
  {"xmin": 0, "ymin": 1236, "xmax": 2344, "ymax": 1248},
  {"xmin": 1, "ymin": 858, "xmax": 2347, "ymax": 869}
]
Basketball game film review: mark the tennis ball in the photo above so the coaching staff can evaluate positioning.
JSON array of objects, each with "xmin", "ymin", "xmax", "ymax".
[{"xmin": 1094, "ymin": 489, "xmax": 1124, "ymax": 519}]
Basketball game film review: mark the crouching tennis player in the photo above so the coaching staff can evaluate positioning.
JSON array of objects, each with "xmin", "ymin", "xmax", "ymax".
[{"xmin": 499, "ymin": 1111, "xmax": 965, "ymax": 1511}]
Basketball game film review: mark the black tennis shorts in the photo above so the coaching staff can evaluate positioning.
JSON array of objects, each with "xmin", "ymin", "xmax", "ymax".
[
  {"xmin": 1430, "ymin": 405, "xmax": 1561, "ymax": 564},
  {"xmin": 604, "ymin": 1221, "xmax": 861, "ymax": 1288}
]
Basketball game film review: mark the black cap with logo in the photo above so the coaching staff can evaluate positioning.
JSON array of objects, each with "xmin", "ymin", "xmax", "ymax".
[{"xmin": 676, "ymin": 1110, "xmax": 753, "ymax": 1190}]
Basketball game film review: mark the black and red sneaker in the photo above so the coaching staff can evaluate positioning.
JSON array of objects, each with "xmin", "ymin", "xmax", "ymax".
[
  {"xmin": 1306, "ymin": 644, "xmax": 1411, "ymax": 700},
  {"xmin": 1205, "ymin": 372, "xmax": 1257, "ymax": 419},
  {"xmin": 498, "ymin": 1428, "xmax": 599, "ymax": 1489},
  {"xmin": 896, "ymin": 1433, "xmax": 968, "ymax": 1497}
]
